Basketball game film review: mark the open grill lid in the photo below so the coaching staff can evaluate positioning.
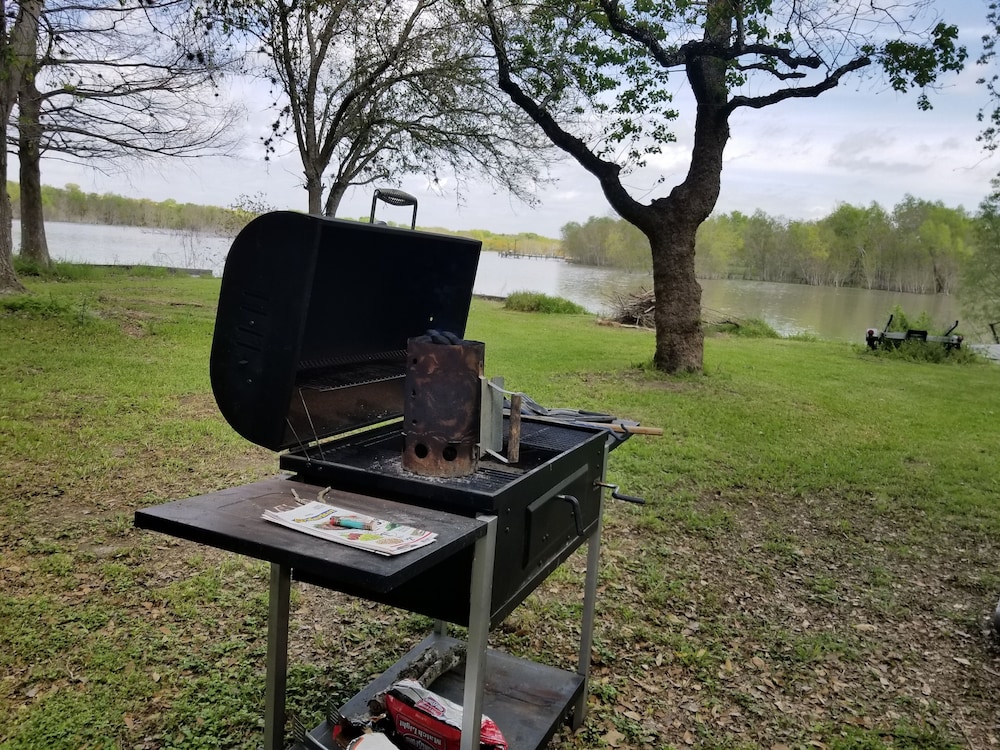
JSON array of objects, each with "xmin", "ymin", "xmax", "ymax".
[{"xmin": 210, "ymin": 211, "xmax": 482, "ymax": 452}]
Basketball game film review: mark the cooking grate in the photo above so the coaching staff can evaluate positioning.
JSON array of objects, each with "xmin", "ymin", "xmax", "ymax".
[
  {"xmin": 288, "ymin": 418, "xmax": 600, "ymax": 496},
  {"xmin": 297, "ymin": 364, "xmax": 403, "ymax": 392},
  {"xmin": 518, "ymin": 422, "xmax": 595, "ymax": 453}
]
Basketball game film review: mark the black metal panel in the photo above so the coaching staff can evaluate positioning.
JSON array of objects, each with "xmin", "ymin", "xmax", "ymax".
[
  {"xmin": 133, "ymin": 477, "xmax": 488, "ymax": 594},
  {"xmin": 210, "ymin": 212, "xmax": 319, "ymax": 451},
  {"xmin": 210, "ymin": 212, "xmax": 481, "ymax": 451},
  {"xmin": 293, "ymin": 431, "xmax": 607, "ymax": 628},
  {"xmin": 279, "ymin": 417, "xmax": 605, "ymax": 516}
]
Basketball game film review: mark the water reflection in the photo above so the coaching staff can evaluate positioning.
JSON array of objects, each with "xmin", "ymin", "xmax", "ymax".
[
  {"xmin": 698, "ymin": 279, "xmax": 963, "ymax": 343},
  {"xmin": 14, "ymin": 220, "xmax": 232, "ymax": 272},
  {"xmin": 473, "ymin": 252, "xmax": 649, "ymax": 313},
  {"xmin": 473, "ymin": 253, "xmax": 970, "ymax": 344}
]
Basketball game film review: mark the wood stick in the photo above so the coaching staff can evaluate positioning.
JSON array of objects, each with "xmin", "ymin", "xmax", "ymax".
[
  {"xmin": 580, "ymin": 422, "xmax": 664, "ymax": 436},
  {"xmin": 508, "ymin": 393, "xmax": 522, "ymax": 463}
]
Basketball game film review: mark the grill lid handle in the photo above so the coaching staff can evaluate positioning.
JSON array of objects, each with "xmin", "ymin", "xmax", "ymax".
[{"xmin": 370, "ymin": 188, "xmax": 419, "ymax": 229}]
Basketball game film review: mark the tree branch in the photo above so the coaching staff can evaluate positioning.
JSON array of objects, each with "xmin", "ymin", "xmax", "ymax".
[
  {"xmin": 597, "ymin": 0, "xmax": 685, "ymax": 69},
  {"xmin": 483, "ymin": 0, "xmax": 642, "ymax": 219},
  {"xmin": 727, "ymin": 55, "xmax": 871, "ymax": 113},
  {"xmin": 735, "ymin": 62, "xmax": 807, "ymax": 80}
]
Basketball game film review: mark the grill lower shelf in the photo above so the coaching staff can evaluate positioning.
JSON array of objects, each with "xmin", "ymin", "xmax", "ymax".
[
  {"xmin": 135, "ymin": 475, "xmax": 603, "ymax": 750},
  {"xmin": 293, "ymin": 633, "xmax": 584, "ymax": 750}
]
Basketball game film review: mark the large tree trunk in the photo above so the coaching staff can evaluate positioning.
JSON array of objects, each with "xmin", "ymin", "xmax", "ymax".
[
  {"xmin": 641, "ymin": 6, "xmax": 731, "ymax": 372},
  {"xmin": 305, "ymin": 171, "xmax": 323, "ymax": 215},
  {"xmin": 0, "ymin": 127, "xmax": 24, "ymax": 293},
  {"xmin": 0, "ymin": 179, "xmax": 25, "ymax": 293},
  {"xmin": 647, "ymin": 219, "xmax": 704, "ymax": 372},
  {"xmin": 607, "ymin": 49, "xmax": 729, "ymax": 372},
  {"xmin": 18, "ymin": 74, "xmax": 51, "ymax": 269},
  {"xmin": 605, "ymin": 4, "xmax": 732, "ymax": 372},
  {"xmin": 0, "ymin": 0, "xmax": 43, "ymax": 294},
  {"xmin": 323, "ymin": 179, "xmax": 348, "ymax": 217}
]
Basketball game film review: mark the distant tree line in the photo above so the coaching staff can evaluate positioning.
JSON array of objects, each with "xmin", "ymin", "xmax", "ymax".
[
  {"xmin": 561, "ymin": 217, "xmax": 649, "ymax": 270},
  {"xmin": 562, "ymin": 196, "xmax": 976, "ymax": 295},
  {"xmin": 458, "ymin": 229, "xmax": 560, "ymax": 256},
  {"xmin": 8, "ymin": 182, "xmax": 248, "ymax": 236},
  {"xmin": 6, "ymin": 182, "xmax": 561, "ymax": 252}
]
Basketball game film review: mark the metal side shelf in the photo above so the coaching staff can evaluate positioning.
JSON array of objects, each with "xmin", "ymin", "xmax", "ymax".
[
  {"xmin": 292, "ymin": 633, "xmax": 585, "ymax": 750},
  {"xmin": 136, "ymin": 475, "xmax": 606, "ymax": 750}
]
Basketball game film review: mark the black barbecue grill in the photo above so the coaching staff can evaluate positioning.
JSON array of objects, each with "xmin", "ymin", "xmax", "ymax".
[
  {"xmin": 207, "ymin": 210, "xmax": 623, "ymax": 628},
  {"xmin": 136, "ymin": 208, "xmax": 635, "ymax": 750}
]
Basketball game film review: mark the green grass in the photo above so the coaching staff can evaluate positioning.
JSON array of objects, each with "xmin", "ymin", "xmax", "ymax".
[
  {"xmin": 707, "ymin": 316, "xmax": 780, "ymax": 338},
  {"xmin": 1, "ymin": 266, "xmax": 998, "ymax": 749},
  {"xmin": 503, "ymin": 290, "xmax": 589, "ymax": 314}
]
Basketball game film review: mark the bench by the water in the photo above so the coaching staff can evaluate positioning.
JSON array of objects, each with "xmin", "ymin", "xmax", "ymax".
[{"xmin": 865, "ymin": 315, "xmax": 963, "ymax": 352}]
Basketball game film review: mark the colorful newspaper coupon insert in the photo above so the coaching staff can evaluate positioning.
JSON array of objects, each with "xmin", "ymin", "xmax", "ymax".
[{"xmin": 262, "ymin": 500, "xmax": 437, "ymax": 556}]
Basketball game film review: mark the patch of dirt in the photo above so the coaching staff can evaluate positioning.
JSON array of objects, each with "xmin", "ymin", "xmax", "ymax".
[
  {"xmin": 97, "ymin": 306, "xmax": 160, "ymax": 338},
  {"xmin": 174, "ymin": 392, "xmax": 225, "ymax": 420},
  {"xmin": 534, "ymin": 493, "xmax": 1000, "ymax": 749}
]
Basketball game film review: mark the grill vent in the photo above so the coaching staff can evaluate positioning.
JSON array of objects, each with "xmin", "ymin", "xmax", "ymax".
[{"xmin": 234, "ymin": 291, "xmax": 269, "ymax": 353}]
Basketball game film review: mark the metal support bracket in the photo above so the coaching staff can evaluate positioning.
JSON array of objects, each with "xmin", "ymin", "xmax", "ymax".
[
  {"xmin": 461, "ymin": 514, "xmax": 497, "ymax": 750},
  {"xmin": 264, "ymin": 563, "xmax": 292, "ymax": 750}
]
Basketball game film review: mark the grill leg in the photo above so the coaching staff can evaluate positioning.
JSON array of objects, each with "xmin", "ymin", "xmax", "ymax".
[
  {"xmin": 573, "ymin": 489, "xmax": 605, "ymax": 729},
  {"xmin": 461, "ymin": 515, "xmax": 497, "ymax": 750},
  {"xmin": 264, "ymin": 563, "xmax": 291, "ymax": 750}
]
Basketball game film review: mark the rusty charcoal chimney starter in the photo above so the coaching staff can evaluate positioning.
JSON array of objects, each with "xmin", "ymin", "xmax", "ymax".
[{"xmin": 402, "ymin": 335, "xmax": 484, "ymax": 477}]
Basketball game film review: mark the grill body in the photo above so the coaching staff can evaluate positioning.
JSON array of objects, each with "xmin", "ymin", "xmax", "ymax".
[
  {"xmin": 281, "ymin": 418, "xmax": 607, "ymax": 627},
  {"xmin": 211, "ymin": 212, "xmax": 612, "ymax": 627}
]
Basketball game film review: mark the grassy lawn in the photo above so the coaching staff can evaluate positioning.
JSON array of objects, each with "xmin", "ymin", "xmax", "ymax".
[{"xmin": 1, "ymin": 269, "xmax": 998, "ymax": 750}]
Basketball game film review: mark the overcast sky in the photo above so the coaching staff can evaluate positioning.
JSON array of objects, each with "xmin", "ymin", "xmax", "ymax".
[{"xmin": 32, "ymin": 1, "xmax": 1000, "ymax": 238}]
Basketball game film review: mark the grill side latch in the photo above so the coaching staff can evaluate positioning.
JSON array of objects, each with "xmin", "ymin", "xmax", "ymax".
[{"xmin": 594, "ymin": 481, "xmax": 646, "ymax": 505}]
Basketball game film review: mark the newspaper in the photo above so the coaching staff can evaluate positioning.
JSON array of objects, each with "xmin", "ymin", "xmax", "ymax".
[{"xmin": 262, "ymin": 500, "xmax": 437, "ymax": 556}]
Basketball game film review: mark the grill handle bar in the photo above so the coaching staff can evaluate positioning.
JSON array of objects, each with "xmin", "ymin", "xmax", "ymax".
[
  {"xmin": 595, "ymin": 480, "xmax": 646, "ymax": 505},
  {"xmin": 370, "ymin": 188, "xmax": 418, "ymax": 229}
]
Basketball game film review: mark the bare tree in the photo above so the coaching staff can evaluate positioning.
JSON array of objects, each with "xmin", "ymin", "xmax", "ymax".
[
  {"xmin": 216, "ymin": 0, "xmax": 553, "ymax": 216},
  {"xmin": 483, "ymin": 0, "xmax": 966, "ymax": 372},
  {"xmin": 11, "ymin": 0, "xmax": 241, "ymax": 270},
  {"xmin": 0, "ymin": 0, "xmax": 41, "ymax": 293}
]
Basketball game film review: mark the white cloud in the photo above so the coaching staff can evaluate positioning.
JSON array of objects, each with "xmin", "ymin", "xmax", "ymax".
[{"xmin": 27, "ymin": 0, "xmax": 998, "ymax": 237}]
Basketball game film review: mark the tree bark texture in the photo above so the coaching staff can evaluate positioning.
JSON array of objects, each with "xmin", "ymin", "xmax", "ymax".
[
  {"xmin": 18, "ymin": 74, "xmax": 51, "ymax": 268},
  {"xmin": 0, "ymin": 134, "xmax": 23, "ymax": 292},
  {"xmin": 0, "ymin": 186, "xmax": 23, "ymax": 293},
  {"xmin": 305, "ymin": 172, "xmax": 323, "ymax": 215},
  {"xmin": 323, "ymin": 180, "xmax": 348, "ymax": 217},
  {"xmin": 645, "ymin": 216, "xmax": 705, "ymax": 372}
]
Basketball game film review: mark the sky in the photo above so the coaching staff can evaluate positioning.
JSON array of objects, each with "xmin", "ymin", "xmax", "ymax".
[{"xmin": 29, "ymin": 1, "xmax": 1000, "ymax": 238}]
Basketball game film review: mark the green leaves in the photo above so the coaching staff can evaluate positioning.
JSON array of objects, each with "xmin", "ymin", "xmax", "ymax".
[{"xmin": 878, "ymin": 23, "xmax": 967, "ymax": 110}]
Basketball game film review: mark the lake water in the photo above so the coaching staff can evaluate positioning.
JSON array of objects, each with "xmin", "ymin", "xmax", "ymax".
[{"xmin": 17, "ymin": 220, "xmax": 996, "ymax": 347}]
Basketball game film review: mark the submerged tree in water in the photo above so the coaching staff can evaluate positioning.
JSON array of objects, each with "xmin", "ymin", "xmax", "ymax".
[{"xmin": 964, "ymin": 183, "xmax": 1000, "ymax": 335}]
